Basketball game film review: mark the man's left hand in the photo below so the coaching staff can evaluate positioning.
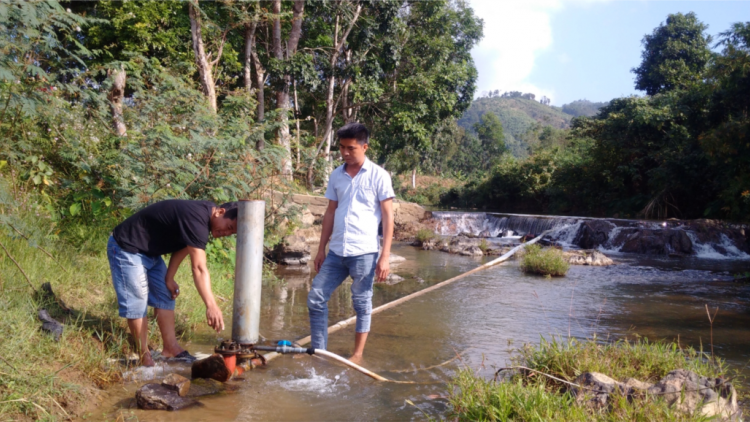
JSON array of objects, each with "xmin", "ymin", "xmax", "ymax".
[
  {"xmin": 166, "ymin": 279, "xmax": 180, "ymax": 300},
  {"xmin": 376, "ymin": 256, "xmax": 390, "ymax": 282}
]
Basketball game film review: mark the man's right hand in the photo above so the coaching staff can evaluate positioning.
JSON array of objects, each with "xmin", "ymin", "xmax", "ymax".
[
  {"xmin": 314, "ymin": 250, "xmax": 327, "ymax": 272},
  {"xmin": 206, "ymin": 305, "xmax": 224, "ymax": 332}
]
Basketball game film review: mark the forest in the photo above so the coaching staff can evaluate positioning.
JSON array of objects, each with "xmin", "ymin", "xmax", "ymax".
[{"xmin": 441, "ymin": 12, "xmax": 750, "ymax": 222}]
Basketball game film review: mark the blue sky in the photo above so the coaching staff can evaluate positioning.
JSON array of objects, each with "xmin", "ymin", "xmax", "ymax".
[{"xmin": 468, "ymin": 0, "xmax": 749, "ymax": 106}]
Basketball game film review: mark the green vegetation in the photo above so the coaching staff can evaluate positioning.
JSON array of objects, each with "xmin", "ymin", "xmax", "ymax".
[
  {"xmin": 448, "ymin": 337, "xmax": 729, "ymax": 421},
  {"xmin": 457, "ymin": 96, "xmax": 572, "ymax": 158},
  {"xmin": 0, "ymin": 0, "xmax": 485, "ymax": 418},
  {"xmin": 520, "ymin": 244, "xmax": 569, "ymax": 277},
  {"xmin": 443, "ymin": 15, "xmax": 750, "ymax": 222},
  {"xmin": 561, "ymin": 99, "xmax": 609, "ymax": 117},
  {"xmin": 415, "ymin": 228, "xmax": 439, "ymax": 244}
]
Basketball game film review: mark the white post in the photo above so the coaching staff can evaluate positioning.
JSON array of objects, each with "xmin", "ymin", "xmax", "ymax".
[{"xmin": 232, "ymin": 200, "xmax": 265, "ymax": 344}]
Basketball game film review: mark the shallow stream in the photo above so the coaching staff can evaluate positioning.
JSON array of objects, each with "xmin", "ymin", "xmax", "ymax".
[{"xmin": 95, "ymin": 243, "xmax": 750, "ymax": 421}]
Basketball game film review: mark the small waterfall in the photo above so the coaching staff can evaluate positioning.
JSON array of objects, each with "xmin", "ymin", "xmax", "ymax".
[
  {"xmin": 430, "ymin": 212, "xmax": 576, "ymax": 238},
  {"xmin": 686, "ymin": 232, "xmax": 750, "ymax": 260},
  {"xmin": 428, "ymin": 211, "xmax": 749, "ymax": 260}
]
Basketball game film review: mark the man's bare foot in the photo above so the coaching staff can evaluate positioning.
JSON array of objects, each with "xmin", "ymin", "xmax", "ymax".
[
  {"xmin": 348, "ymin": 354, "xmax": 363, "ymax": 365},
  {"xmin": 160, "ymin": 346, "xmax": 186, "ymax": 359},
  {"xmin": 141, "ymin": 352, "xmax": 155, "ymax": 367}
]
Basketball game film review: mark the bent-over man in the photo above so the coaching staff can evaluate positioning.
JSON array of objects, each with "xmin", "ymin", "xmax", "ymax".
[
  {"xmin": 108, "ymin": 199, "xmax": 237, "ymax": 366},
  {"xmin": 308, "ymin": 123, "xmax": 395, "ymax": 363}
]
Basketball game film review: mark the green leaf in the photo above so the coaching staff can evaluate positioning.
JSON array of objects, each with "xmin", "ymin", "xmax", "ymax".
[{"xmin": 69, "ymin": 203, "xmax": 82, "ymax": 216}]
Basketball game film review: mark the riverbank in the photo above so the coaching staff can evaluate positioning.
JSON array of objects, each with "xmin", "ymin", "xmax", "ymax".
[
  {"xmin": 448, "ymin": 337, "xmax": 738, "ymax": 421},
  {"xmin": 0, "ymin": 218, "xmax": 239, "ymax": 420}
]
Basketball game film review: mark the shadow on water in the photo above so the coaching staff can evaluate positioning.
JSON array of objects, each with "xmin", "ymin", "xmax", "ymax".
[{"xmin": 93, "ymin": 243, "xmax": 750, "ymax": 421}]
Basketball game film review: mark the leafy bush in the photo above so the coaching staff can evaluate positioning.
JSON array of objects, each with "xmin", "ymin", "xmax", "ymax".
[
  {"xmin": 520, "ymin": 244, "xmax": 569, "ymax": 277},
  {"xmin": 415, "ymin": 228, "xmax": 437, "ymax": 243}
]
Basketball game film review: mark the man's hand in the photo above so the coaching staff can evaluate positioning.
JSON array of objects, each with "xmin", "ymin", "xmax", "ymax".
[
  {"xmin": 314, "ymin": 250, "xmax": 327, "ymax": 273},
  {"xmin": 375, "ymin": 255, "xmax": 390, "ymax": 282},
  {"xmin": 206, "ymin": 305, "xmax": 224, "ymax": 332},
  {"xmin": 166, "ymin": 278, "xmax": 180, "ymax": 300}
]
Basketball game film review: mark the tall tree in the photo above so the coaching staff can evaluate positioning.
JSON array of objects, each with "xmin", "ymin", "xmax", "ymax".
[
  {"xmin": 271, "ymin": 0, "xmax": 305, "ymax": 178},
  {"xmin": 632, "ymin": 12, "xmax": 712, "ymax": 96},
  {"xmin": 474, "ymin": 112, "xmax": 505, "ymax": 169},
  {"xmin": 188, "ymin": 1, "xmax": 231, "ymax": 113}
]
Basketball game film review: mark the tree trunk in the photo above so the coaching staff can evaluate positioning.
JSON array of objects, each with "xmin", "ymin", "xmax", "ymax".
[
  {"xmin": 272, "ymin": 0, "xmax": 305, "ymax": 179},
  {"xmin": 189, "ymin": 2, "xmax": 217, "ymax": 113},
  {"xmin": 107, "ymin": 66, "xmax": 127, "ymax": 136},
  {"xmin": 244, "ymin": 22, "xmax": 257, "ymax": 93}
]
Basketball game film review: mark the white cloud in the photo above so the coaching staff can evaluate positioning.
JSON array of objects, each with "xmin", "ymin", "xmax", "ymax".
[{"xmin": 468, "ymin": 0, "xmax": 608, "ymax": 103}]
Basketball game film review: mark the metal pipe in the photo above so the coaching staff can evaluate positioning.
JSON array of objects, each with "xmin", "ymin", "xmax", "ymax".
[{"xmin": 232, "ymin": 200, "xmax": 265, "ymax": 344}]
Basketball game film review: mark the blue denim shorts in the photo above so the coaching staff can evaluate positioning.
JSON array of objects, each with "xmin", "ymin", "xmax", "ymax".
[{"xmin": 107, "ymin": 236, "xmax": 174, "ymax": 319}]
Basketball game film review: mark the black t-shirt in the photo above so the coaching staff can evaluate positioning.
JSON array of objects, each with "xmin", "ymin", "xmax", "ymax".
[{"xmin": 113, "ymin": 200, "xmax": 215, "ymax": 256}]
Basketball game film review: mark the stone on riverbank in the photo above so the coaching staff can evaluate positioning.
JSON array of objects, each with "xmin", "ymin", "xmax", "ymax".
[
  {"xmin": 274, "ymin": 235, "xmax": 311, "ymax": 266},
  {"xmin": 135, "ymin": 383, "xmax": 199, "ymax": 411}
]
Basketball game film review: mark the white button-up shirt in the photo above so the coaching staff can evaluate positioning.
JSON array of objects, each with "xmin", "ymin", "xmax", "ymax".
[{"xmin": 325, "ymin": 157, "xmax": 395, "ymax": 257}]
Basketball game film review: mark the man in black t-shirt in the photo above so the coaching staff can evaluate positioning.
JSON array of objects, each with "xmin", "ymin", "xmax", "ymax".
[{"xmin": 107, "ymin": 199, "xmax": 238, "ymax": 366}]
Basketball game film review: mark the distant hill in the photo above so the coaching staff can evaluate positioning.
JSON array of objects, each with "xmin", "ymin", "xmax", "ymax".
[
  {"xmin": 561, "ymin": 99, "xmax": 609, "ymax": 117},
  {"xmin": 457, "ymin": 96, "xmax": 573, "ymax": 157}
]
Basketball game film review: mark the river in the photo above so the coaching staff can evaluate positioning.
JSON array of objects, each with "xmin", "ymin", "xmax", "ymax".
[{"xmin": 93, "ymin": 242, "xmax": 750, "ymax": 421}]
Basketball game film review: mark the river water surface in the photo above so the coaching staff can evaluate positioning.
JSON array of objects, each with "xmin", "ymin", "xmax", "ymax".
[{"xmin": 96, "ymin": 243, "xmax": 750, "ymax": 421}]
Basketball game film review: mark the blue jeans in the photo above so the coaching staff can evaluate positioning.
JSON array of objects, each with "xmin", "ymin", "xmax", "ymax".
[
  {"xmin": 107, "ymin": 236, "xmax": 174, "ymax": 319},
  {"xmin": 307, "ymin": 251, "xmax": 377, "ymax": 350}
]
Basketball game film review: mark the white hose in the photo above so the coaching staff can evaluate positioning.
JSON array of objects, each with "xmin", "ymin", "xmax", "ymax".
[{"xmin": 313, "ymin": 349, "xmax": 390, "ymax": 382}]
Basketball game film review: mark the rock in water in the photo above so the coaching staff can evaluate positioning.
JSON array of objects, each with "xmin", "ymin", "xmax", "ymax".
[
  {"xmin": 383, "ymin": 274, "xmax": 404, "ymax": 285},
  {"xmin": 187, "ymin": 378, "xmax": 227, "ymax": 398},
  {"xmin": 191, "ymin": 354, "xmax": 230, "ymax": 382},
  {"xmin": 461, "ymin": 246, "xmax": 484, "ymax": 256},
  {"xmin": 565, "ymin": 250, "xmax": 614, "ymax": 266},
  {"xmin": 162, "ymin": 373, "xmax": 190, "ymax": 397},
  {"xmin": 135, "ymin": 383, "xmax": 199, "ymax": 411},
  {"xmin": 274, "ymin": 235, "xmax": 311, "ymax": 266}
]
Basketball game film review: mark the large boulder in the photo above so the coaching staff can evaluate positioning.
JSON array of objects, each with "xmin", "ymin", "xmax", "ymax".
[
  {"xmin": 393, "ymin": 200, "xmax": 427, "ymax": 225},
  {"xmin": 620, "ymin": 230, "xmax": 667, "ymax": 255},
  {"xmin": 136, "ymin": 383, "xmax": 199, "ymax": 411},
  {"xmin": 274, "ymin": 235, "xmax": 311, "ymax": 266},
  {"xmin": 666, "ymin": 229, "xmax": 693, "ymax": 255},
  {"xmin": 574, "ymin": 221, "xmax": 616, "ymax": 249}
]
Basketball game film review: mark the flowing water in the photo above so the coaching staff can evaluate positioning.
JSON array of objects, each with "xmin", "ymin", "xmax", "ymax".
[{"xmin": 94, "ymin": 241, "xmax": 750, "ymax": 421}]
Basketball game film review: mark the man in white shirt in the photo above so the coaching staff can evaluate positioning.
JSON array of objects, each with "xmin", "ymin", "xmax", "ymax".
[{"xmin": 308, "ymin": 123, "xmax": 395, "ymax": 363}]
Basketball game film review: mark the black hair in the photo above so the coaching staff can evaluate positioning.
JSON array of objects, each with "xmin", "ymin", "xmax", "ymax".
[
  {"xmin": 219, "ymin": 201, "xmax": 239, "ymax": 220},
  {"xmin": 336, "ymin": 122, "xmax": 369, "ymax": 145}
]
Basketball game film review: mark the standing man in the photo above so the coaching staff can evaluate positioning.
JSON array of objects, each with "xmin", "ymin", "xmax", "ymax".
[
  {"xmin": 108, "ymin": 200, "xmax": 238, "ymax": 366},
  {"xmin": 308, "ymin": 123, "xmax": 395, "ymax": 363}
]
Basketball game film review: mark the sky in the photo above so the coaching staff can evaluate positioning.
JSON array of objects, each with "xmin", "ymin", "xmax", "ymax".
[{"xmin": 468, "ymin": 0, "xmax": 749, "ymax": 106}]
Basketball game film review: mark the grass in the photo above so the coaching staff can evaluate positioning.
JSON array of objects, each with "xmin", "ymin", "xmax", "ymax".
[
  {"xmin": 448, "ymin": 337, "xmax": 730, "ymax": 421},
  {"xmin": 520, "ymin": 244, "xmax": 570, "ymax": 277}
]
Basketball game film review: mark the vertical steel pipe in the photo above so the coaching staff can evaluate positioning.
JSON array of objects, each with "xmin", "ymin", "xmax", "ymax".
[{"xmin": 232, "ymin": 200, "xmax": 265, "ymax": 344}]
